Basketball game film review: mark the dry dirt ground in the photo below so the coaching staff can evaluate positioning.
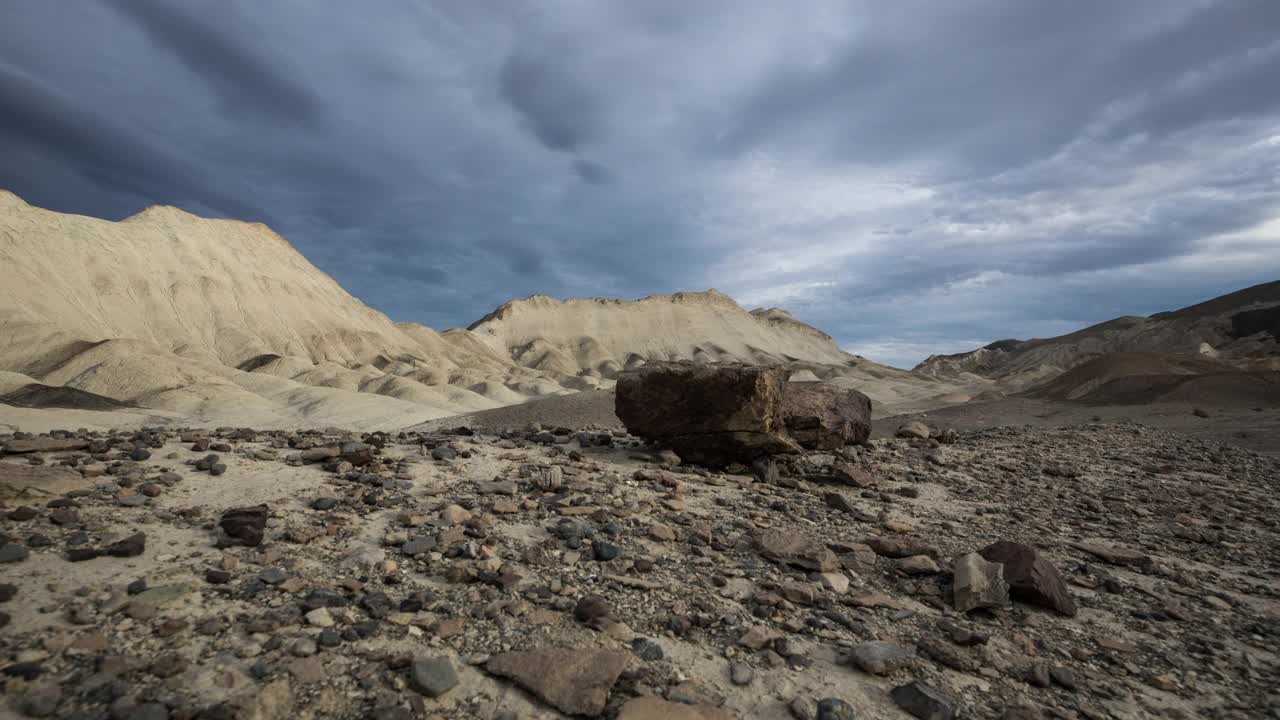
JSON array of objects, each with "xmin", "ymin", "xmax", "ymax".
[{"xmin": 1, "ymin": 414, "xmax": 1277, "ymax": 719}]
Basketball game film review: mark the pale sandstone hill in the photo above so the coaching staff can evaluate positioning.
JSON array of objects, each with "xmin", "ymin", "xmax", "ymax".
[
  {"xmin": 0, "ymin": 190, "xmax": 572, "ymax": 428},
  {"xmin": 463, "ymin": 291, "xmax": 974, "ymax": 413},
  {"xmin": 467, "ymin": 291, "xmax": 858, "ymax": 375},
  {"xmin": 0, "ymin": 190, "xmax": 969, "ymax": 429}
]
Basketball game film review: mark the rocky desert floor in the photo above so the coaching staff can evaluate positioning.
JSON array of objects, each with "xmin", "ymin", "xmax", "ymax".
[{"xmin": 1, "ymin": 414, "xmax": 1278, "ymax": 720}]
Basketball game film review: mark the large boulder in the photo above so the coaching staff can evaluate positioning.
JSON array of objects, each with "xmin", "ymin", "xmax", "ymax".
[
  {"xmin": 782, "ymin": 382, "xmax": 872, "ymax": 449},
  {"xmin": 615, "ymin": 362, "xmax": 799, "ymax": 466}
]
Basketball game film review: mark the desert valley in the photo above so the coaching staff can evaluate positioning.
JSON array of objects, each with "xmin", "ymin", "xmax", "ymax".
[{"xmin": 0, "ymin": 192, "xmax": 1277, "ymax": 720}]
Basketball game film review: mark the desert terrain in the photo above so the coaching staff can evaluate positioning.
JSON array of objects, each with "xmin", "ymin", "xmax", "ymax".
[{"xmin": 2, "ymin": 194, "xmax": 1278, "ymax": 720}]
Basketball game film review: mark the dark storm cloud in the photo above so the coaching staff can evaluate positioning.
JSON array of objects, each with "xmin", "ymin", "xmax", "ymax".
[
  {"xmin": 2, "ymin": 1, "xmax": 1278, "ymax": 368},
  {"xmin": 101, "ymin": 0, "xmax": 325, "ymax": 125},
  {"xmin": 498, "ymin": 45, "xmax": 602, "ymax": 153},
  {"xmin": 0, "ymin": 60, "xmax": 267, "ymax": 221}
]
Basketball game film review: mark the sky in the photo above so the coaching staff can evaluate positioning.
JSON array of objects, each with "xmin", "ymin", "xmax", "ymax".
[{"xmin": 2, "ymin": 1, "xmax": 1279, "ymax": 369}]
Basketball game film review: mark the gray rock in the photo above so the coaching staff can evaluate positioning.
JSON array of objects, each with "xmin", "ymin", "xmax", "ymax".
[
  {"xmin": 310, "ymin": 497, "xmax": 339, "ymax": 511},
  {"xmin": 848, "ymin": 641, "xmax": 915, "ymax": 675},
  {"xmin": 431, "ymin": 446, "xmax": 457, "ymax": 461},
  {"xmin": 730, "ymin": 661, "xmax": 754, "ymax": 686},
  {"xmin": 410, "ymin": 656, "xmax": 458, "ymax": 697},
  {"xmin": 17, "ymin": 686, "xmax": 61, "ymax": 717},
  {"xmin": 0, "ymin": 543, "xmax": 30, "ymax": 563},
  {"xmin": 401, "ymin": 538, "xmax": 434, "ymax": 556},
  {"xmin": 631, "ymin": 638, "xmax": 664, "ymax": 661},
  {"xmin": 816, "ymin": 698, "xmax": 856, "ymax": 720},
  {"xmin": 890, "ymin": 680, "xmax": 955, "ymax": 720}
]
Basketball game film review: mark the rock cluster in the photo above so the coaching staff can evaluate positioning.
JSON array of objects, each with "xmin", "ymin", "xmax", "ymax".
[{"xmin": 0, "ymin": 416, "xmax": 1277, "ymax": 718}]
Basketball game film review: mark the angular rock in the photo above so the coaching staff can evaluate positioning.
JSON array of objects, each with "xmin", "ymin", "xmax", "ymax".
[
  {"xmin": 891, "ymin": 680, "xmax": 956, "ymax": 720},
  {"xmin": 485, "ymin": 647, "xmax": 630, "ymax": 716},
  {"xmin": 978, "ymin": 541, "xmax": 1076, "ymax": 616},
  {"xmin": 219, "ymin": 505, "xmax": 269, "ymax": 547},
  {"xmin": 107, "ymin": 532, "xmax": 146, "ymax": 558},
  {"xmin": 615, "ymin": 362, "xmax": 800, "ymax": 466},
  {"xmin": 781, "ymin": 382, "xmax": 872, "ymax": 449},
  {"xmin": 757, "ymin": 530, "xmax": 839, "ymax": 572},
  {"xmin": 952, "ymin": 552, "xmax": 1009, "ymax": 612}
]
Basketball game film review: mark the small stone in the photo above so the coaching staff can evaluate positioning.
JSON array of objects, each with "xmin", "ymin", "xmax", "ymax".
[
  {"xmin": 127, "ymin": 579, "xmax": 148, "ymax": 595},
  {"xmin": 574, "ymin": 594, "xmax": 611, "ymax": 624},
  {"xmin": 1049, "ymin": 666, "xmax": 1076, "ymax": 691},
  {"xmin": 897, "ymin": 554, "xmax": 940, "ymax": 575},
  {"xmin": 410, "ymin": 656, "xmax": 458, "ymax": 697},
  {"xmin": 205, "ymin": 569, "xmax": 232, "ymax": 584},
  {"xmin": 631, "ymin": 638, "xmax": 664, "ymax": 661},
  {"xmin": 592, "ymin": 540, "xmax": 621, "ymax": 561},
  {"xmin": 129, "ymin": 447, "xmax": 152, "ymax": 462},
  {"xmin": 440, "ymin": 504, "xmax": 471, "ymax": 525},
  {"xmin": 108, "ymin": 532, "xmax": 146, "ymax": 558},
  {"xmin": 258, "ymin": 567, "xmax": 288, "ymax": 585},
  {"xmin": 818, "ymin": 572, "xmax": 850, "ymax": 594},
  {"xmin": 816, "ymin": 698, "xmax": 856, "ymax": 720},
  {"xmin": 431, "ymin": 446, "xmax": 457, "ymax": 461},
  {"xmin": 305, "ymin": 608, "xmax": 335, "ymax": 628},
  {"xmin": 401, "ymin": 537, "xmax": 434, "ymax": 556},
  {"xmin": 649, "ymin": 523, "xmax": 676, "ymax": 541},
  {"xmin": 289, "ymin": 638, "xmax": 317, "ymax": 657},
  {"xmin": 17, "ymin": 687, "xmax": 61, "ymax": 718},
  {"xmin": 891, "ymin": 680, "xmax": 955, "ymax": 720},
  {"xmin": 848, "ymin": 641, "xmax": 915, "ymax": 675},
  {"xmin": 219, "ymin": 505, "xmax": 268, "ymax": 547},
  {"xmin": 209, "ymin": 463, "xmax": 227, "ymax": 476},
  {"xmin": 0, "ymin": 543, "xmax": 30, "ymax": 563},
  {"xmin": 310, "ymin": 498, "xmax": 339, "ymax": 511},
  {"xmin": 730, "ymin": 661, "xmax": 754, "ymax": 686}
]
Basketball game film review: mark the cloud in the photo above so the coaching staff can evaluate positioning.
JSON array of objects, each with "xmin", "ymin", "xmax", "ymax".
[
  {"xmin": 1, "ymin": 0, "xmax": 1278, "ymax": 369},
  {"xmin": 101, "ymin": 0, "xmax": 325, "ymax": 125}
]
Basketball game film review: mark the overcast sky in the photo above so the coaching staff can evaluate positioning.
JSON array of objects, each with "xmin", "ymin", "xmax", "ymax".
[{"xmin": 3, "ymin": 1, "xmax": 1279, "ymax": 368}]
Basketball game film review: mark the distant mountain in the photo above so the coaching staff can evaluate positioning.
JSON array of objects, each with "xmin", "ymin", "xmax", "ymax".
[
  {"xmin": 465, "ymin": 291, "xmax": 857, "ymax": 377},
  {"xmin": 913, "ymin": 281, "xmax": 1280, "ymax": 392}
]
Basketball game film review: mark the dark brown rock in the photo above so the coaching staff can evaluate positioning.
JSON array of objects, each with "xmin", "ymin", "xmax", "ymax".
[
  {"xmin": 781, "ymin": 382, "xmax": 871, "ymax": 449},
  {"xmin": 219, "ymin": 505, "xmax": 269, "ymax": 547},
  {"xmin": 615, "ymin": 362, "xmax": 799, "ymax": 466},
  {"xmin": 107, "ymin": 532, "xmax": 146, "ymax": 558},
  {"xmin": 978, "ymin": 541, "xmax": 1076, "ymax": 616},
  {"xmin": 485, "ymin": 647, "xmax": 630, "ymax": 716}
]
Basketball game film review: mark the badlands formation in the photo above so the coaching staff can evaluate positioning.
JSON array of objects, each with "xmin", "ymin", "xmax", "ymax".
[
  {"xmin": 1, "ymin": 191, "xmax": 1278, "ymax": 720},
  {"xmin": 0, "ymin": 190, "xmax": 955, "ymax": 435}
]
